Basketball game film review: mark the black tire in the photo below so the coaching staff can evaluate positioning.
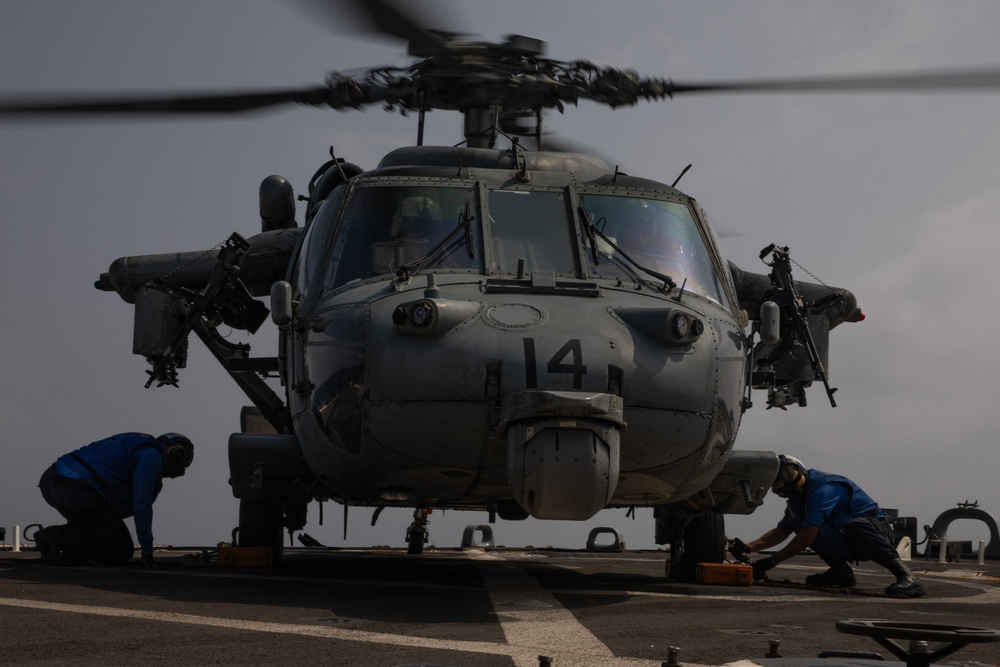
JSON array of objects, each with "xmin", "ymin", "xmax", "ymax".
[
  {"xmin": 407, "ymin": 527, "xmax": 426, "ymax": 555},
  {"xmin": 667, "ymin": 511, "xmax": 726, "ymax": 582},
  {"xmin": 238, "ymin": 498, "xmax": 285, "ymax": 567}
]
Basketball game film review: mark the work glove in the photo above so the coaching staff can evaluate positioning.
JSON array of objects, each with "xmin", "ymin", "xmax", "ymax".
[
  {"xmin": 752, "ymin": 555, "xmax": 777, "ymax": 581},
  {"xmin": 729, "ymin": 538, "xmax": 751, "ymax": 563}
]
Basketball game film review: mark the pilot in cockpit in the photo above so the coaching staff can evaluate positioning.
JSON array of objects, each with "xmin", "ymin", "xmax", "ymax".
[
  {"xmin": 391, "ymin": 195, "xmax": 445, "ymax": 240},
  {"xmin": 369, "ymin": 195, "xmax": 444, "ymax": 275}
]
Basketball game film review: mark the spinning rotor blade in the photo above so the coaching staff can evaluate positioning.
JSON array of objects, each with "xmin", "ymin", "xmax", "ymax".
[
  {"xmin": 662, "ymin": 67, "xmax": 1000, "ymax": 95},
  {"xmin": 0, "ymin": 86, "xmax": 333, "ymax": 116},
  {"xmin": 291, "ymin": 0, "xmax": 458, "ymax": 54}
]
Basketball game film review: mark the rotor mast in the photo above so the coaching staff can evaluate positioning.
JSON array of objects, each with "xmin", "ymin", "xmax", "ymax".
[{"xmin": 463, "ymin": 104, "xmax": 498, "ymax": 148}]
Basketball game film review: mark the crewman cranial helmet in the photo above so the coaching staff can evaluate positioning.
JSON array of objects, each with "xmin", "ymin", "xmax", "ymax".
[
  {"xmin": 773, "ymin": 454, "xmax": 807, "ymax": 498},
  {"xmin": 158, "ymin": 433, "xmax": 194, "ymax": 478}
]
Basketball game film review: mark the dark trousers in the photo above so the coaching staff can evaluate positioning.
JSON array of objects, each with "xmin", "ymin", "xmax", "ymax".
[
  {"xmin": 817, "ymin": 515, "xmax": 899, "ymax": 568},
  {"xmin": 38, "ymin": 467, "xmax": 135, "ymax": 566}
]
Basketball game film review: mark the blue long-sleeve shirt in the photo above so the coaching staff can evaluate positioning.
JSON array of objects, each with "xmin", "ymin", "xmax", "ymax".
[
  {"xmin": 56, "ymin": 433, "xmax": 166, "ymax": 554},
  {"xmin": 776, "ymin": 469, "xmax": 885, "ymax": 560},
  {"xmin": 130, "ymin": 445, "xmax": 165, "ymax": 553}
]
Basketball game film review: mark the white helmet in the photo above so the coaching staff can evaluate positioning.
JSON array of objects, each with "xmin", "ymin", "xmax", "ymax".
[{"xmin": 773, "ymin": 454, "xmax": 807, "ymax": 496}]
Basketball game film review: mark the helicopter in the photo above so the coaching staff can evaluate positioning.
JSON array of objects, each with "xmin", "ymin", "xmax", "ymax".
[{"xmin": 5, "ymin": 1, "xmax": 999, "ymax": 574}]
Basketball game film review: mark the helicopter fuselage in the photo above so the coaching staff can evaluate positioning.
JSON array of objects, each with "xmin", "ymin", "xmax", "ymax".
[{"xmin": 282, "ymin": 146, "xmax": 746, "ymax": 521}]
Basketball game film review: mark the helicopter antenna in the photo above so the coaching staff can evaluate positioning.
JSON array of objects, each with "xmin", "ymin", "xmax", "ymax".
[
  {"xmin": 329, "ymin": 146, "xmax": 350, "ymax": 182},
  {"xmin": 674, "ymin": 277, "xmax": 688, "ymax": 304},
  {"xmin": 671, "ymin": 164, "xmax": 692, "ymax": 188}
]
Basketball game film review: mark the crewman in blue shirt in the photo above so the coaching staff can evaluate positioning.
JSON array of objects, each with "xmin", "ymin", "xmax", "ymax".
[
  {"xmin": 34, "ymin": 432, "xmax": 194, "ymax": 567},
  {"xmin": 739, "ymin": 454, "xmax": 926, "ymax": 597}
]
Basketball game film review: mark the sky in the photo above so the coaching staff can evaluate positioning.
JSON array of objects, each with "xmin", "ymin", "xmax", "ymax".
[{"xmin": 3, "ymin": 0, "xmax": 1000, "ymax": 555}]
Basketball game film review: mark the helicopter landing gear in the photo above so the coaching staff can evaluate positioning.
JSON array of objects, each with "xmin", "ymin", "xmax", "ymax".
[
  {"xmin": 238, "ymin": 497, "xmax": 285, "ymax": 567},
  {"xmin": 659, "ymin": 510, "xmax": 726, "ymax": 582},
  {"xmin": 406, "ymin": 508, "xmax": 430, "ymax": 555}
]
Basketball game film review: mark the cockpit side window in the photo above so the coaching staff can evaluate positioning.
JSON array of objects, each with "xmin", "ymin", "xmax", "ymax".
[
  {"xmin": 579, "ymin": 194, "xmax": 724, "ymax": 303},
  {"xmin": 319, "ymin": 184, "xmax": 478, "ymax": 290},
  {"xmin": 488, "ymin": 190, "xmax": 576, "ymax": 275},
  {"xmin": 294, "ymin": 184, "xmax": 347, "ymax": 297}
]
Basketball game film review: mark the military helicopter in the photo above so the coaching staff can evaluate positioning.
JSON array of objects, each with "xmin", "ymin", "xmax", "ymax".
[{"xmin": 5, "ymin": 1, "xmax": 998, "ymax": 574}]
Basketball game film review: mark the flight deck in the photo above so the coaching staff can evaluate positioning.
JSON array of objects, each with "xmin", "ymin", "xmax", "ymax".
[{"xmin": 2, "ymin": 547, "xmax": 999, "ymax": 666}]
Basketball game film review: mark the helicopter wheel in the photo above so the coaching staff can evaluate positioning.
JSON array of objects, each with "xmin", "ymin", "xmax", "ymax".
[
  {"xmin": 666, "ymin": 511, "xmax": 726, "ymax": 582},
  {"xmin": 238, "ymin": 497, "xmax": 285, "ymax": 567},
  {"xmin": 407, "ymin": 527, "xmax": 427, "ymax": 555},
  {"xmin": 406, "ymin": 508, "xmax": 430, "ymax": 555}
]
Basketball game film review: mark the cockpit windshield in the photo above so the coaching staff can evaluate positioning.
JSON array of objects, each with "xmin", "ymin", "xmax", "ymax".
[
  {"xmin": 488, "ymin": 190, "xmax": 576, "ymax": 275},
  {"xmin": 301, "ymin": 181, "xmax": 727, "ymax": 306},
  {"xmin": 579, "ymin": 194, "xmax": 725, "ymax": 302},
  {"xmin": 325, "ymin": 185, "xmax": 478, "ymax": 289}
]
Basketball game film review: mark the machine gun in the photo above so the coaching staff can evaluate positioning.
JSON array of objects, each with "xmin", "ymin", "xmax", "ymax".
[
  {"xmin": 138, "ymin": 232, "xmax": 269, "ymax": 388},
  {"xmin": 733, "ymin": 244, "xmax": 861, "ymax": 410},
  {"xmin": 758, "ymin": 244, "xmax": 841, "ymax": 407}
]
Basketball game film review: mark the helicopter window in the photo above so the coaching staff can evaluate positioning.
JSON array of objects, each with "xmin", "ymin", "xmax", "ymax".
[
  {"xmin": 325, "ymin": 185, "xmax": 479, "ymax": 289},
  {"xmin": 295, "ymin": 184, "xmax": 347, "ymax": 296},
  {"xmin": 488, "ymin": 190, "xmax": 575, "ymax": 275},
  {"xmin": 578, "ymin": 195, "xmax": 724, "ymax": 302}
]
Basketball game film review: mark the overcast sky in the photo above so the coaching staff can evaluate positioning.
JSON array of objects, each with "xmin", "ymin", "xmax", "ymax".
[{"xmin": 3, "ymin": 1, "xmax": 1000, "ymax": 554}]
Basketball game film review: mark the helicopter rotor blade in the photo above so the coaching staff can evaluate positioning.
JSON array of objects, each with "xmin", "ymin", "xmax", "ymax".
[
  {"xmin": 4, "ymin": 44, "xmax": 999, "ymax": 122},
  {"xmin": 0, "ymin": 87, "xmax": 336, "ymax": 116},
  {"xmin": 659, "ymin": 67, "xmax": 1000, "ymax": 96},
  {"xmin": 292, "ymin": 0, "xmax": 460, "ymax": 54},
  {"xmin": 0, "ymin": 77, "xmax": 420, "ymax": 118}
]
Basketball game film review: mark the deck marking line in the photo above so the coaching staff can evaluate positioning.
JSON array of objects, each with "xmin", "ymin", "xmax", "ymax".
[
  {"xmin": 0, "ymin": 597, "xmax": 696, "ymax": 667},
  {"xmin": 478, "ymin": 558, "xmax": 680, "ymax": 667}
]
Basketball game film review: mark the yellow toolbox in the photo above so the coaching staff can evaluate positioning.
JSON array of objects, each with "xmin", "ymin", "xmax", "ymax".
[
  {"xmin": 217, "ymin": 546, "xmax": 272, "ymax": 568},
  {"xmin": 695, "ymin": 562, "xmax": 753, "ymax": 586}
]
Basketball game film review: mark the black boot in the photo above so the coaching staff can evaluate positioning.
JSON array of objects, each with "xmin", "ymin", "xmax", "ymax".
[
  {"xmin": 885, "ymin": 558, "xmax": 926, "ymax": 597},
  {"xmin": 34, "ymin": 525, "xmax": 69, "ymax": 566},
  {"xmin": 805, "ymin": 561, "xmax": 856, "ymax": 587}
]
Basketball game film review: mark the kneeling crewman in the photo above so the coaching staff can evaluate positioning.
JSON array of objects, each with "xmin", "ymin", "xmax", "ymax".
[
  {"xmin": 738, "ymin": 454, "xmax": 925, "ymax": 598},
  {"xmin": 35, "ymin": 432, "xmax": 194, "ymax": 567}
]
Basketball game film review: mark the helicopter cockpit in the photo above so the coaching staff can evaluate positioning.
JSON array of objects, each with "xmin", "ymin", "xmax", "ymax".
[{"xmin": 297, "ymin": 173, "xmax": 729, "ymax": 310}]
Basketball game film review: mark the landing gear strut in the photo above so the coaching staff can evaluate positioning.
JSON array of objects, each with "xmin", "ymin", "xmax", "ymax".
[
  {"xmin": 406, "ymin": 508, "xmax": 430, "ymax": 555},
  {"xmin": 238, "ymin": 497, "xmax": 285, "ymax": 567}
]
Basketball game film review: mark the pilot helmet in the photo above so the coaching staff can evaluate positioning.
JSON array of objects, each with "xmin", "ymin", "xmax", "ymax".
[
  {"xmin": 158, "ymin": 432, "xmax": 195, "ymax": 478},
  {"xmin": 391, "ymin": 195, "xmax": 443, "ymax": 238}
]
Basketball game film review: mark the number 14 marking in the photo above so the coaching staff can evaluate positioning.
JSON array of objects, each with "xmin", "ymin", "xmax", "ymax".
[{"xmin": 523, "ymin": 338, "xmax": 587, "ymax": 390}]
